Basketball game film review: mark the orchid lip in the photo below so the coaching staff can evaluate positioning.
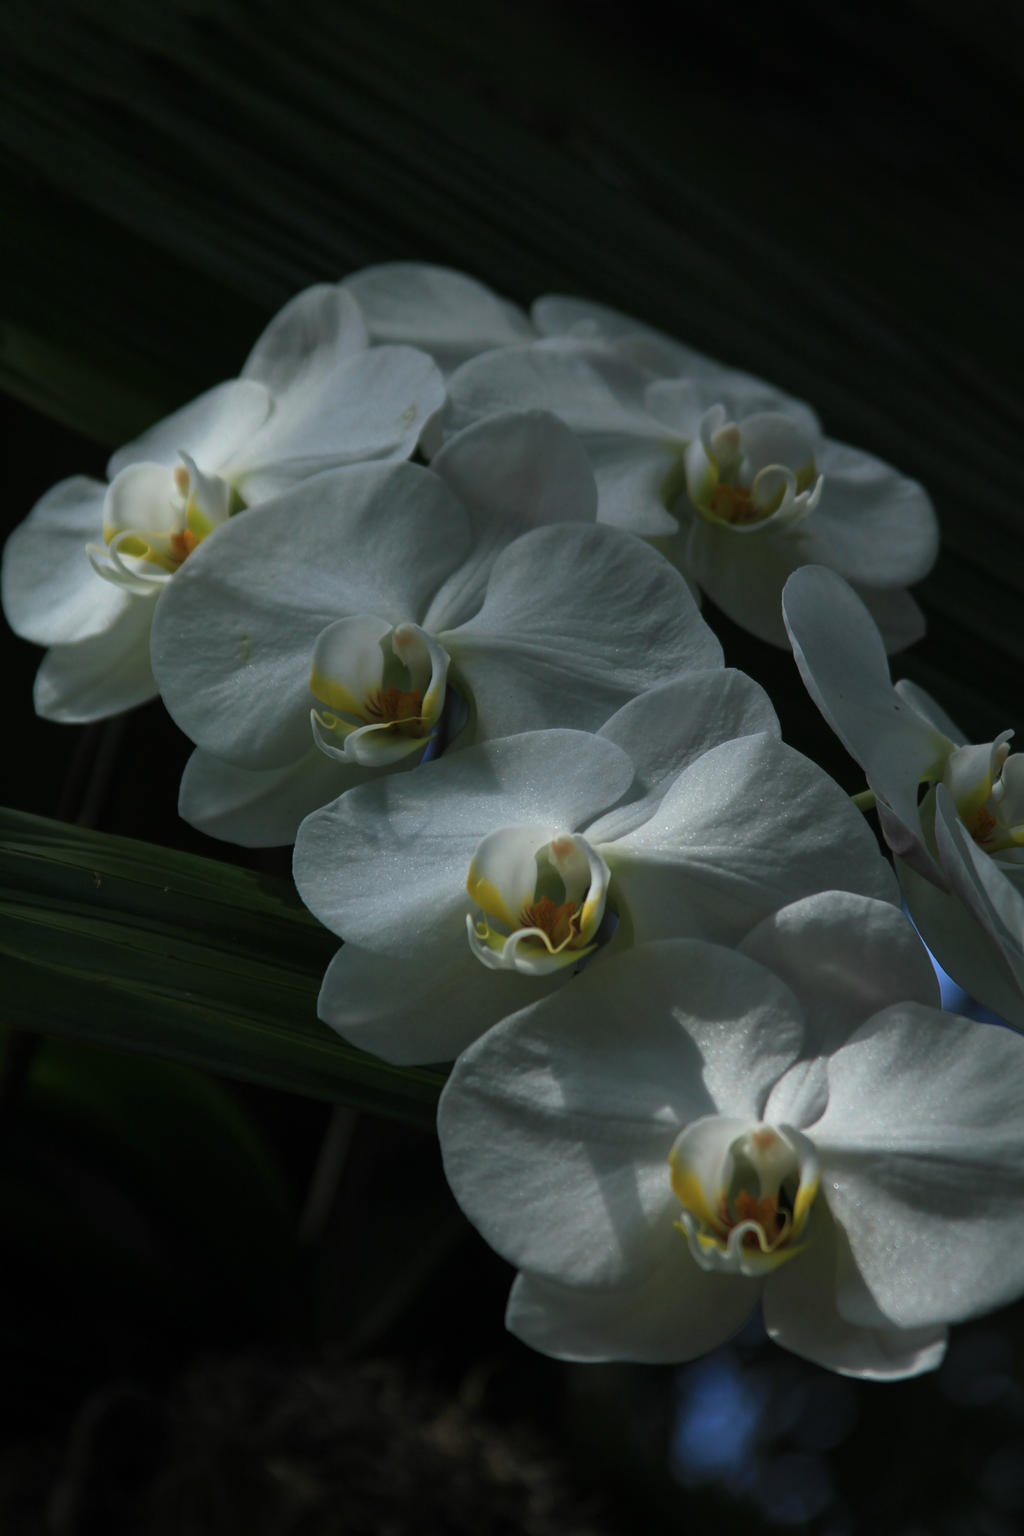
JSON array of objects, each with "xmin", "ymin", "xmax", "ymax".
[
  {"xmin": 87, "ymin": 458, "xmax": 235, "ymax": 594},
  {"xmin": 670, "ymin": 1117, "xmax": 819, "ymax": 1278},
  {"xmin": 465, "ymin": 828, "xmax": 611, "ymax": 977},
  {"xmin": 310, "ymin": 616, "xmax": 452, "ymax": 768},
  {"xmin": 941, "ymin": 732, "xmax": 1024, "ymax": 854},
  {"xmin": 687, "ymin": 406, "xmax": 821, "ymax": 533}
]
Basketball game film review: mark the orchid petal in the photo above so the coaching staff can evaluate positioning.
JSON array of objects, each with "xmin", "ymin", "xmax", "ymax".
[
  {"xmin": 446, "ymin": 339, "xmax": 658, "ymax": 441},
  {"xmin": 764, "ymin": 1203, "xmax": 947, "ymax": 1379},
  {"xmin": 582, "ymin": 433, "xmax": 681, "ymax": 535},
  {"xmin": 506, "ymin": 1241, "xmax": 755, "ymax": 1363},
  {"xmin": 799, "ymin": 439, "xmax": 938, "ymax": 587},
  {"xmin": 33, "ymin": 595, "xmax": 158, "ymax": 722},
  {"xmin": 316, "ymin": 939, "xmax": 564, "ymax": 1065},
  {"xmin": 810, "ymin": 1004, "xmax": 1024, "ymax": 1329},
  {"xmin": 783, "ymin": 565, "xmax": 954, "ymax": 848},
  {"xmin": 931, "ymin": 786, "xmax": 1024, "ymax": 1002},
  {"xmin": 425, "ymin": 410, "xmax": 599, "ymax": 628},
  {"xmin": 178, "ymin": 746, "xmax": 359, "ymax": 848},
  {"xmin": 893, "ymin": 678, "xmax": 967, "ymax": 743},
  {"xmin": 439, "ymin": 942, "xmax": 805, "ymax": 1286},
  {"xmin": 896, "ymin": 849, "xmax": 1024, "ymax": 1030},
  {"xmin": 341, "ymin": 262, "xmax": 535, "ymax": 371},
  {"xmin": 740, "ymin": 891, "xmax": 939, "ymax": 1058},
  {"xmin": 609, "ymin": 734, "xmax": 898, "ymax": 947},
  {"xmin": 235, "ymin": 345, "xmax": 445, "ymax": 501},
  {"xmin": 2, "ymin": 476, "xmax": 126, "ymax": 644},
  {"xmin": 532, "ymin": 297, "xmax": 821, "ymax": 431},
  {"xmin": 589, "ymin": 669, "xmax": 778, "ymax": 843},
  {"xmin": 240, "ymin": 284, "xmax": 368, "ymax": 394},
  {"xmin": 103, "ymin": 461, "xmax": 180, "ymax": 538},
  {"xmin": 107, "ymin": 379, "xmax": 272, "ymax": 479},
  {"xmin": 292, "ymin": 730, "xmax": 634, "ymax": 951},
  {"xmin": 443, "ymin": 522, "xmax": 720, "ymax": 742},
  {"xmin": 645, "ymin": 378, "xmax": 821, "ymax": 445},
  {"xmin": 681, "ymin": 514, "xmax": 813, "ymax": 647},
  {"xmin": 151, "ymin": 462, "xmax": 470, "ymax": 769},
  {"xmin": 738, "ymin": 411, "xmax": 819, "ymax": 478}
]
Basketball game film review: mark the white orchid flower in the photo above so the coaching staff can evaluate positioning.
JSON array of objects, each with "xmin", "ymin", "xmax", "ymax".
[
  {"xmin": 151, "ymin": 410, "xmax": 723, "ymax": 848},
  {"xmin": 292, "ymin": 671, "xmax": 898, "ymax": 1063},
  {"xmin": 445, "ymin": 337, "xmax": 810, "ymax": 539},
  {"xmin": 783, "ymin": 563, "xmax": 1024, "ymax": 1027},
  {"xmin": 445, "ymin": 340, "xmax": 935, "ymax": 649},
  {"xmin": 340, "ymin": 262, "xmax": 536, "ymax": 375},
  {"xmin": 439, "ymin": 893, "xmax": 1024, "ymax": 1380},
  {"xmin": 2, "ymin": 284, "xmax": 445, "ymax": 723}
]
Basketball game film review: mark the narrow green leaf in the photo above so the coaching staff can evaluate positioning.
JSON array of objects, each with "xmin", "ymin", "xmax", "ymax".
[{"xmin": 1, "ymin": 807, "xmax": 445, "ymax": 1128}]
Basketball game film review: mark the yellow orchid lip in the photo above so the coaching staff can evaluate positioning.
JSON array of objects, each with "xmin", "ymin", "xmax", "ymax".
[
  {"xmin": 670, "ymin": 1119, "xmax": 819, "ymax": 1277},
  {"xmin": 465, "ymin": 829, "xmax": 611, "ymax": 977},
  {"xmin": 309, "ymin": 617, "xmax": 452, "ymax": 768}
]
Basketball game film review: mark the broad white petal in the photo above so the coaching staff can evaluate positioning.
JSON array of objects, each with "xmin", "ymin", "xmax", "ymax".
[
  {"xmin": 150, "ymin": 462, "xmax": 470, "ymax": 769},
  {"xmin": 897, "ymin": 849, "xmax": 1024, "ymax": 1029},
  {"xmin": 506, "ymin": 1239, "xmax": 756, "ymax": 1363},
  {"xmin": 443, "ymin": 523, "xmax": 720, "ymax": 742},
  {"xmin": 741, "ymin": 891, "xmax": 939, "ymax": 1059},
  {"xmin": 438, "ymin": 940, "xmax": 806, "ymax": 1287},
  {"xmin": 609, "ymin": 734, "xmax": 898, "ymax": 947},
  {"xmin": 532, "ymin": 294, "xmax": 671, "ymax": 348},
  {"xmin": 584, "ymin": 433, "xmax": 681, "ymax": 536},
  {"xmin": 2, "ymin": 477, "xmax": 127, "ymax": 644},
  {"xmin": 178, "ymin": 746, "xmax": 359, "ymax": 848},
  {"xmin": 799, "ymin": 439, "xmax": 938, "ymax": 587},
  {"xmin": 240, "ymin": 284, "xmax": 369, "ymax": 395},
  {"xmin": 236, "ymin": 345, "xmax": 445, "ymax": 501},
  {"xmin": 783, "ymin": 566, "xmax": 953, "ymax": 848},
  {"xmin": 33, "ymin": 595, "xmax": 157, "ymax": 722},
  {"xmin": 446, "ymin": 340, "xmax": 661, "ymax": 443},
  {"xmin": 316, "ymin": 939, "xmax": 565, "ymax": 1064},
  {"xmin": 764, "ymin": 1203, "xmax": 947, "ymax": 1380},
  {"xmin": 811, "ymin": 1003, "xmax": 1024, "ymax": 1329},
  {"xmin": 107, "ymin": 379, "xmax": 272, "ymax": 479},
  {"xmin": 682, "ymin": 512, "xmax": 815, "ymax": 648},
  {"xmin": 341, "ymin": 262, "xmax": 535, "ymax": 371},
  {"xmin": 590, "ymin": 669, "xmax": 776, "ymax": 844},
  {"xmin": 425, "ymin": 410, "xmax": 598, "ymax": 629},
  {"xmin": 292, "ymin": 729, "xmax": 635, "ymax": 949}
]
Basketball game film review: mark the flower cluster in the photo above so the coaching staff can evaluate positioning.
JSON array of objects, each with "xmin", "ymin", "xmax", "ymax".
[{"xmin": 7, "ymin": 261, "xmax": 1024, "ymax": 1383}]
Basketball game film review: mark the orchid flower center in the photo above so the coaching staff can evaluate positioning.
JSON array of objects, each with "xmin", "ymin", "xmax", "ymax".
[
  {"xmin": 465, "ymin": 828, "xmax": 611, "ymax": 978},
  {"xmin": 88, "ymin": 452, "xmax": 241, "ymax": 595},
  {"xmin": 310, "ymin": 616, "xmax": 452, "ymax": 769},
  {"xmin": 684, "ymin": 406, "xmax": 822, "ymax": 533},
  {"xmin": 942, "ymin": 732, "xmax": 1024, "ymax": 854},
  {"xmin": 670, "ymin": 1118, "xmax": 819, "ymax": 1278}
]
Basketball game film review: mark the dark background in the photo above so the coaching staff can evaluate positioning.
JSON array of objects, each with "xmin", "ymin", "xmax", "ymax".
[{"xmin": 3, "ymin": 1, "xmax": 1024, "ymax": 1530}]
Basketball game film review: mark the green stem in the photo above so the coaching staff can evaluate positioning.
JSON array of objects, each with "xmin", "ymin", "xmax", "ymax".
[{"xmin": 851, "ymin": 789, "xmax": 877, "ymax": 813}]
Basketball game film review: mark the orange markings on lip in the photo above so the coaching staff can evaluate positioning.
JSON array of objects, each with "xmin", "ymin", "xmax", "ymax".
[
  {"xmin": 363, "ymin": 685, "xmax": 428, "ymax": 736},
  {"xmin": 966, "ymin": 804, "xmax": 998, "ymax": 844},
  {"xmin": 518, "ymin": 895, "xmax": 582, "ymax": 950},
  {"xmin": 169, "ymin": 528, "xmax": 200, "ymax": 564},
  {"xmin": 716, "ymin": 1189, "xmax": 790, "ymax": 1250},
  {"xmin": 710, "ymin": 483, "xmax": 762, "ymax": 525}
]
